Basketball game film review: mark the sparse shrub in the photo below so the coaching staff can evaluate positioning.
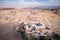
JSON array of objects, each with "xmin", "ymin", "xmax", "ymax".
[{"xmin": 52, "ymin": 33, "xmax": 60, "ymax": 40}]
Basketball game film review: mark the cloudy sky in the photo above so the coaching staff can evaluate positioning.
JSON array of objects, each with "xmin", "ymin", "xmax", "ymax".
[{"xmin": 0, "ymin": 0, "xmax": 60, "ymax": 8}]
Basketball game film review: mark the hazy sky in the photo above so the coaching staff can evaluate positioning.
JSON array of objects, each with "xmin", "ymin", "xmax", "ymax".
[{"xmin": 0, "ymin": 0, "xmax": 60, "ymax": 8}]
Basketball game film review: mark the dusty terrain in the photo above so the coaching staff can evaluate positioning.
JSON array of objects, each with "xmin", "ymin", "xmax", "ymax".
[{"xmin": 0, "ymin": 9, "xmax": 60, "ymax": 40}]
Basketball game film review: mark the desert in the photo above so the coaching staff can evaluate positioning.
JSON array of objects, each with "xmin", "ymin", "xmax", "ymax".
[{"xmin": 0, "ymin": 8, "xmax": 60, "ymax": 40}]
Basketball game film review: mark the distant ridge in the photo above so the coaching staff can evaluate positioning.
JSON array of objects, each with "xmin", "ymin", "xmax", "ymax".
[
  {"xmin": 0, "ymin": 6, "xmax": 60, "ymax": 10},
  {"xmin": 0, "ymin": 8, "xmax": 15, "ymax": 10},
  {"xmin": 24, "ymin": 6, "xmax": 60, "ymax": 10}
]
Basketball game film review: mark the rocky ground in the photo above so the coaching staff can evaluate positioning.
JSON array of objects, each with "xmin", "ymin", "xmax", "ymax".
[{"xmin": 0, "ymin": 9, "xmax": 60, "ymax": 40}]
